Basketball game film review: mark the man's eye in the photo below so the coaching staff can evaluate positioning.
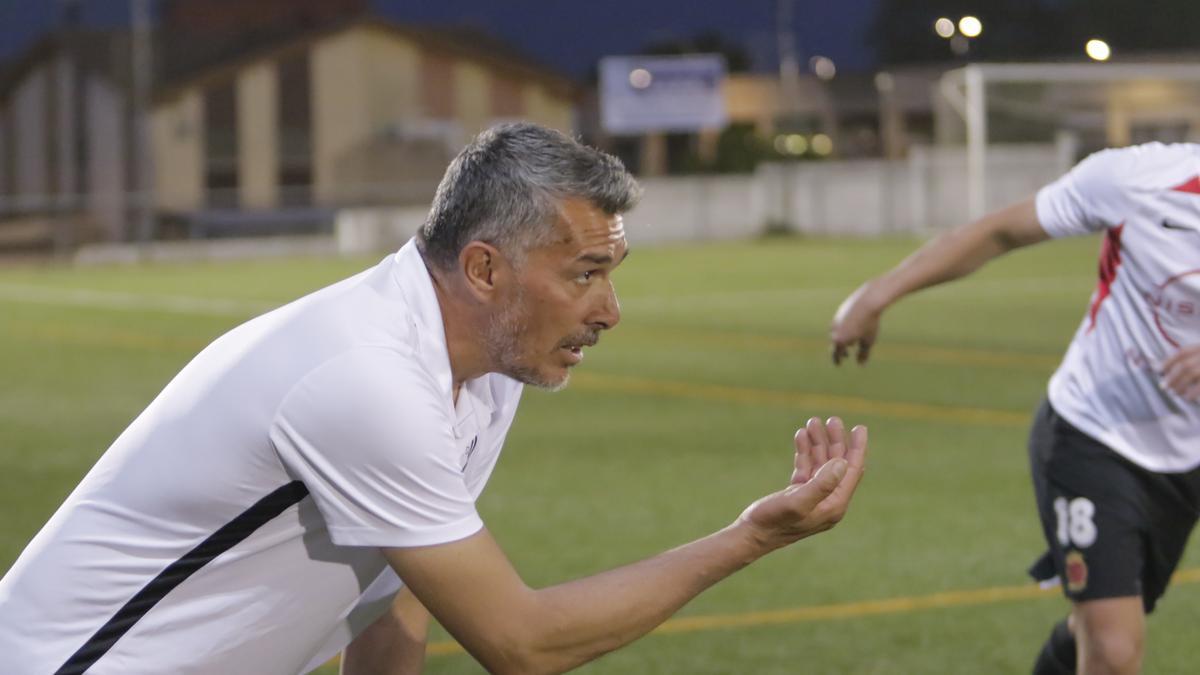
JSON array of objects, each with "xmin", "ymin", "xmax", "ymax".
[{"xmin": 578, "ymin": 270, "xmax": 595, "ymax": 282}]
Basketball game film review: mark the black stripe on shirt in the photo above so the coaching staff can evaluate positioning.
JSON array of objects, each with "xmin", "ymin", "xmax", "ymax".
[{"xmin": 55, "ymin": 480, "xmax": 310, "ymax": 675}]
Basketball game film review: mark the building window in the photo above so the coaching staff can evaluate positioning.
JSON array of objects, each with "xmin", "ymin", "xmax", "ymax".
[{"xmin": 277, "ymin": 52, "xmax": 313, "ymax": 208}]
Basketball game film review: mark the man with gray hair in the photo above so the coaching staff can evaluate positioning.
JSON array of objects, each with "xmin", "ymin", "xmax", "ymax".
[{"xmin": 0, "ymin": 123, "xmax": 868, "ymax": 675}]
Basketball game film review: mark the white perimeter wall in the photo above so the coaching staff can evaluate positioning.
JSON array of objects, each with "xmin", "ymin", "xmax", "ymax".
[{"xmin": 324, "ymin": 141, "xmax": 1073, "ymax": 254}]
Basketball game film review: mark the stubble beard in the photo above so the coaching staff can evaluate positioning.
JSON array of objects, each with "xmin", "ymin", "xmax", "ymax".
[{"xmin": 485, "ymin": 289, "xmax": 570, "ymax": 391}]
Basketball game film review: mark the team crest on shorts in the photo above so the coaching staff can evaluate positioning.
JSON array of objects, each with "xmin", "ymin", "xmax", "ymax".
[{"xmin": 1065, "ymin": 550, "xmax": 1088, "ymax": 593}]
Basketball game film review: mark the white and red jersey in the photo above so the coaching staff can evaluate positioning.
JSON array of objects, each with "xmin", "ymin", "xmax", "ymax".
[{"xmin": 1036, "ymin": 142, "xmax": 1200, "ymax": 473}]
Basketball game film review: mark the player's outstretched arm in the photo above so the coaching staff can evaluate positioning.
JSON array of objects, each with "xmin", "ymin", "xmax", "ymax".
[
  {"xmin": 382, "ymin": 417, "xmax": 867, "ymax": 675},
  {"xmin": 831, "ymin": 196, "xmax": 1048, "ymax": 365},
  {"xmin": 341, "ymin": 586, "xmax": 430, "ymax": 675}
]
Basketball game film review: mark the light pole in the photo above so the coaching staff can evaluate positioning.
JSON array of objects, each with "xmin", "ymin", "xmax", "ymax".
[
  {"xmin": 776, "ymin": 0, "xmax": 800, "ymax": 230},
  {"xmin": 777, "ymin": 0, "xmax": 801, "ymax": 120}
]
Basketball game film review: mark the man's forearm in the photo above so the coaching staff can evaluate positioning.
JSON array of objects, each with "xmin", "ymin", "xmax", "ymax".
[
  {"xmin": 385, "ymin": 431, "xmax": 860, "ymax": 675},
  {"xmin": 869, "ymin": 197, "xmax": 1046, "ymax": 310},
  {"xmin": 387, "ymin": 522, "xmax": 770, "ymax": 675},
  {"xmin": 521, "ymin": 521, "xmax": 766, "ymax": 672}
]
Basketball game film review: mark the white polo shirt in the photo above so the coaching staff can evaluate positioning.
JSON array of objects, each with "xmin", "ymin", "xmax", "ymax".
[
  {"xmin": 0, "ymin": 239, "xmax": 523, "ymax": 674},
  {"xmin": 1036, "ymin": 142, "xmax": 1200, "ymax": 472}
]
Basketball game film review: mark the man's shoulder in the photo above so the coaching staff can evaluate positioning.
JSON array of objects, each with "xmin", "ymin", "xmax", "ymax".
[
  {"xmin": 293, "ymin": 345, "xmax": 441, "ymax": 403},
  {"xmin": 271, "ymin": 345, "xmax": 455, "ymax": 451},
  {"xmin": 1078, "ymin": 142, "xmax": 1199, "ymax": 190}
]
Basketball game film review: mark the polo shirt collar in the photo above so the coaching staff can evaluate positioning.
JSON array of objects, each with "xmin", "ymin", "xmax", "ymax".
[{"xmin": 390, "ymin": 238, "xmax": 496, "ymax": 419}]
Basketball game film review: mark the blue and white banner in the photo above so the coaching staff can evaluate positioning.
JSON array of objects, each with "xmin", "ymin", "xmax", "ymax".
[{"xmin": 599, "ymin": 54, "xmax": 728, "ymax": 134}]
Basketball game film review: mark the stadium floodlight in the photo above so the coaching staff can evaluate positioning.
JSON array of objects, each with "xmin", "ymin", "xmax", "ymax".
[
  {"xmin": 958, "ymin": 16, "xmax": 983, "ymax": 38},
  {"xmin": 1086, "ymin": 39, "xmax": 1112, "ymax": 62},
  {"xmin": 810, "ymin": 55, "xmax": 836, "ymax": 81},
  {"xmin": 934, "ymin": 17, "xmax": 955, "ymax": 39}
]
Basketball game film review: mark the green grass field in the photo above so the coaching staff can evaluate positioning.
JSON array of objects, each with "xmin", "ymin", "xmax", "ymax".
[{"xmin": 2, "ymin": 235, "xmax": 1197, "ymax": 674}]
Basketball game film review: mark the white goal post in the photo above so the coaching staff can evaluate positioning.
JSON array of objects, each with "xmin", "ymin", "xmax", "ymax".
[{"xmin": 938, "ymin": 62, "xmax": 1200, "ymax": 220}]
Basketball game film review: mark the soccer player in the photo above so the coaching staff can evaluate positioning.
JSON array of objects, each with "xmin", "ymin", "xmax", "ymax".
[
  {"xmin": 0, "ymin": 123, "xmax": 869, "ymax": 675},
  {"xmin": 830, "ymin": 142, "xmax": 1200, "ymax": 675}
]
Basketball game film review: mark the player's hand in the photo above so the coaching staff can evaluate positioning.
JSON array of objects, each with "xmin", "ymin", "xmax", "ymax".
[
  {"xmin": 830, "ymin": 282, "xmax": 883, "ymax": 366},
  {"xmin": 736, "ymin": 417, "xmax": 868, "ymax": 553},
  {"xmin": 1162, "ymin": 344, "xmax": 1200, "ymax": 401}
]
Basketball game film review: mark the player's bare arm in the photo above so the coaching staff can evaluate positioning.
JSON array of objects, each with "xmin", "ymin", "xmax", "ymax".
[
  {"xmin": 340, "ymin": 587, "xmax": 430, "ymax": 675},
  {"xmin": 831, "ymin": 196, "xmax": 1049, "ymax": 365},
  {"xmin": 382, "ymin": 418, "xmax": 867, "ymax": 675}
]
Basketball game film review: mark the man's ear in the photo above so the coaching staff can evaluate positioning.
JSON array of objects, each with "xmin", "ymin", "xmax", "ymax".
[{"xmin": 459, "ymin": 241, "xmax": 506, "ymax": 301}]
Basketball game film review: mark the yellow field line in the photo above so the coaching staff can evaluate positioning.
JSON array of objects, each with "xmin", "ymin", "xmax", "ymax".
[
  {"xmin": 4, "ymin": 319, "xmax": 1060, "ymax": 374},
  {"xmin": 3, "ymin": 290, "xmax": 1066, "ymax": 375},
  {"xmin": 1, "ymin": 322, "xmax": 1030, "ymax": 428},
  {"xmin": 1, "ymin": 321, "xmax": 209, "ymax": 353},
  {"xmin": 616, "ymin": 327, "xmax": 1062, "ymax": 371},
  {"xmin": 570, "ymin": 371, "xmax": 1030, "ymax": 428},
  {"xmin": 419, "ymin": 567, "xmax": 1200, "ymax": 658}
]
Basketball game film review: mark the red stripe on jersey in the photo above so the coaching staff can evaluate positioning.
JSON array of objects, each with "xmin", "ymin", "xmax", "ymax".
[
  {"xmin": 1087, "ymin": 223, "xmax": 1124, "ymax": 332},
  {"xmin": 1172, "ymin": 176, "xmax": 1200, "ymax": 194}
]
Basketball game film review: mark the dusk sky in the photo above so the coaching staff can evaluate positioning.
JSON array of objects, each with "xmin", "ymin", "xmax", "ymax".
[{"xmin": 0, "ymin": 0, "xmax": 882, "ymax": 78}]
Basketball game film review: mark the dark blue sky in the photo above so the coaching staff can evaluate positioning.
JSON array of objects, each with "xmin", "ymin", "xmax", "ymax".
[{"xmin": 0, "ymin": 0, "xmax": 881, "ymax": 77}]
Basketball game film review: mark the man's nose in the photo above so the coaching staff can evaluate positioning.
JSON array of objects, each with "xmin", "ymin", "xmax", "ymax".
[{"xmin": 591, "ymin": 280, "xmax": 621, "ymax": 330}]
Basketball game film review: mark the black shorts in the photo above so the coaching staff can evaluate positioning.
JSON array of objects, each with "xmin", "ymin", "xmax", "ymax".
[{"xmin": 1027, "ymin": 399, "xmax": 1200, "ymax": 613}]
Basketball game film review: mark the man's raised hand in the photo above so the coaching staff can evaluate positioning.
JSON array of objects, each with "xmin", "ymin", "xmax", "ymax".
[{"xmin": 737, "ymin": 417, "xmax": 868, "ymax": 552}]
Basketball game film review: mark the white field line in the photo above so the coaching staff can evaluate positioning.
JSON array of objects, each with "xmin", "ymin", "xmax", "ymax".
[
  {"xmin": 0, "ymin": 283, "xmax": 276, "ymax": 317},
  {"xmin": 621, "ymin": 276, "xmax": 1092, "ymax": 310},
  {"xmin": 0, "ymin": 276, "xmax": 1091, "ymax": 317}
]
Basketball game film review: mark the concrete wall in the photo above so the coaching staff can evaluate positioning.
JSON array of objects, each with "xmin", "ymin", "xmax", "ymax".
[
  {"xmin": 626, "ymin": 174, "xmax": 762, "ymax": 244},
  {"xmin": 453, "ymin": 60, "xmax": 490, "ymax": 138},
  {"xmin": 332, "ymin": 142, "xmax": 1070, "ymax": 254},
  {"xmin": 335, "ymin": 204, "xmax": 427, "ymax": 254},
  {"xmin": 154, "ymin": 24, "xmax": 575, "ymax": 212},
  {"xmin": 361, "ymin": 26, "xmax": 422, "ymax": 126},
  {"xmin": 237, "ymin": 62, "xmax": 279, "ymax": 209},
  {"xmin": 907, "ymin": 144, "xmax": 1068, "ymax": 231},
  {"xmin": 753, "ymin": 159, "xmax": 913, "ymax": 238},
  {"xmin": 312, "ymin": 30, "xmax": 372, "ymax": 203},
  {"xmin": 153, "ymin": 91, "xmax": 205, "ymax": 212},
  {"xmin": 13, "ymin": 66, "xmax": 49, "ymax": 198},
  {"xmin": 86, "ymin": 78, "xmax": 127, "ymax": 241},
  {"xmin": 54, "ymin": 56, "xmax": 77, "ymax": 199}
]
